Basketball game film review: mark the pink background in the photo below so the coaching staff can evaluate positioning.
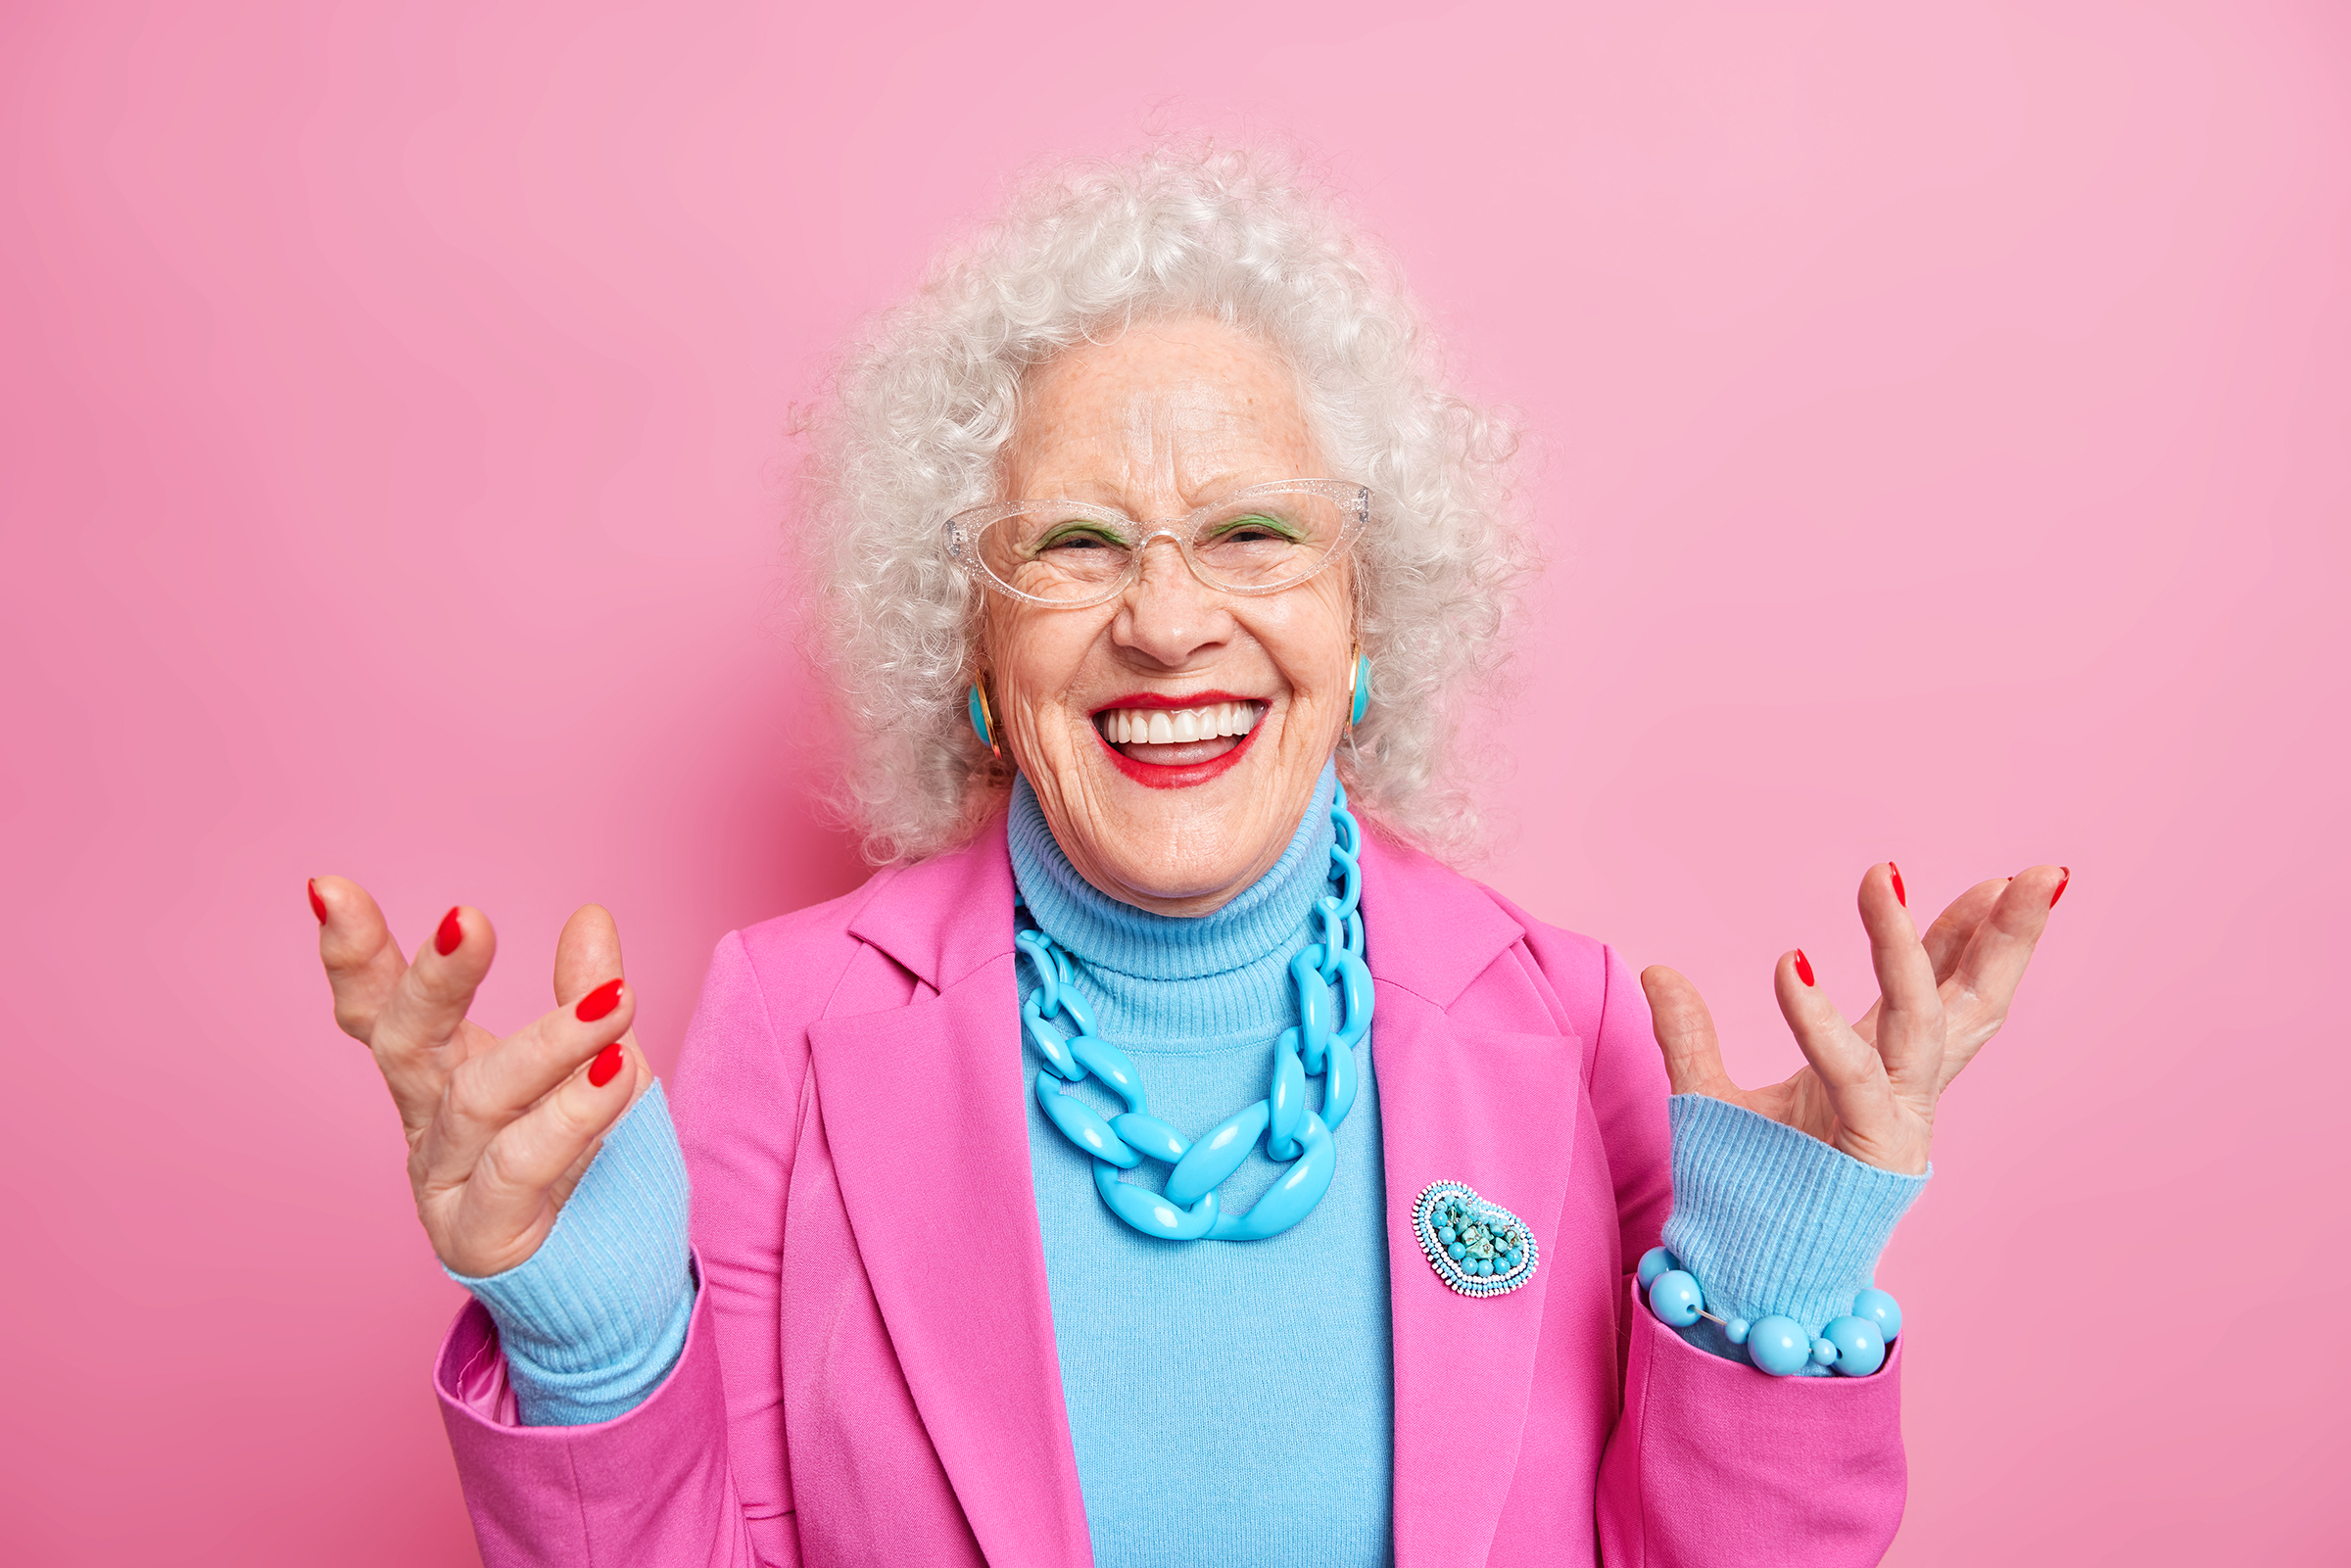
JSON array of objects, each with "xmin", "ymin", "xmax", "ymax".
[{"xmin": 4, "ymin": 1, "xmax": 2344, "ymax": 1562}]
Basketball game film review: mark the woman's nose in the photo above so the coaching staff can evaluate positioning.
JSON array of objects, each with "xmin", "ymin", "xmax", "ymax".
[{"xmin": 1114, "ymin": 535, "xmax": 1231, "ymax": 667}]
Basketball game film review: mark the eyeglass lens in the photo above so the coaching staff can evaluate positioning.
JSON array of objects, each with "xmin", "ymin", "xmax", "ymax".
[{"xmin": 977, "ymin": 487, "xmax": 1354, "ymax": 602}]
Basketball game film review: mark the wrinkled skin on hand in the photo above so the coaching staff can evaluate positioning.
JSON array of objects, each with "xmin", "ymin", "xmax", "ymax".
[
  {"xmin": 1642, "ymin": 864, "xmax": 2067, "ymax": 1174},
  {"xmin": 311, "ymin": 879, "xmax": 653, "ymax": 1277}
]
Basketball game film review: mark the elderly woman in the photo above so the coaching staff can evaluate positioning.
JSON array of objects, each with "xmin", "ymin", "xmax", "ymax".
[{"xmin": 311, "ymin": 146, "xmax": 2057, "ymax": 1567}]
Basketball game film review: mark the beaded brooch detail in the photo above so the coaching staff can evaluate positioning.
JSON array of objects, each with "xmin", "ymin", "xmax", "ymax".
[{"xmin": 1413, "ymin": 1180, "xmax": 1539, "ymax": 1298}]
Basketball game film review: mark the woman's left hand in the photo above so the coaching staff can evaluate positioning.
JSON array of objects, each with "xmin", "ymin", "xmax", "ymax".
[{"xmin": 1640, "ymin": 864, "xmax": 2066, "ymax": 1175}]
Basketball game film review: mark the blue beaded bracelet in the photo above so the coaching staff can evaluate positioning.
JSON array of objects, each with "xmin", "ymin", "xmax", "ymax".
[{"xmin": 1635, "ymin": 1247, "xmax": 1901, "ymax": 1378}]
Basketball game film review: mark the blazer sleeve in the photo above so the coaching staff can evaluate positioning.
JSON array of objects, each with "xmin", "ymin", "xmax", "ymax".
[
  {"xmin": 1524, "ymin": 928, "xmax": 1909, "ymax": 1567},
  {"xmin": 433, "ymin": 930, "xmax": 802, "ymax": 1568}
]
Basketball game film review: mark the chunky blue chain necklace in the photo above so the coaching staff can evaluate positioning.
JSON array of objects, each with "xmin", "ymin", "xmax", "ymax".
[{"xmin": 1018, "ymin": 784, "xmax": 1373, "ymax": 1242}]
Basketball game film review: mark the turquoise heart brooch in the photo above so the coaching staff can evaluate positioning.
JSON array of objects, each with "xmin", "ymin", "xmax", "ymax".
[{"xmin": 1413, "ymin": 1180, "xmax": 1538, "ymax": 1298}]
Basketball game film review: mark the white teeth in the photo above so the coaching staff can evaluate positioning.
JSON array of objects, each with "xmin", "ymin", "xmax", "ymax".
[{"xmin": 1099, "ymin": 701, "xmax": 1265, "ymax": 747}]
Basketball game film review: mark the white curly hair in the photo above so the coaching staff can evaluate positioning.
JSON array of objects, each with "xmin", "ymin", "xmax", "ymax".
[{"xmin": 797, "ymin": 138, "xmax": 1534, "ymax": 866}]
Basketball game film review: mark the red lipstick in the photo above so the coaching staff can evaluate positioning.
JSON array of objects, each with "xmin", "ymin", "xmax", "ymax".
[
  {"xmin": 1090, "ymin": 691, "xmax": 1269, "ymax": 789},
  {"xmin": 1099, "ymin": 722, "xmax": 1261, "ymax": 788},
  {"xmin": 1087, "ymin": 689, "xmax": 1257, "ymax": 715}
]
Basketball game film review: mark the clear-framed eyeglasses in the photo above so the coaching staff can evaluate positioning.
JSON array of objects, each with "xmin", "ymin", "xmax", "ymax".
[{"xmin": 941, "ymin": 480, "xmax": 1372, "ymax": 608}]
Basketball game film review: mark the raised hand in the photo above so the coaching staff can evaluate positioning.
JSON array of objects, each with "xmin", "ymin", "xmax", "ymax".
[
  {"xmin": 1640, "ymin": 864, "xmax": 2066, "ymax": 1175},
  {"xmin": 309, "ymin": 878, "xmax": 653, "ymax": 1277}
]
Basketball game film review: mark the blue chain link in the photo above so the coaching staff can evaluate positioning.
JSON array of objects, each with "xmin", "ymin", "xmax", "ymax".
[{"xmin": 1020, "ymin": 783, "xmax": 1374, "ymax": 1243}]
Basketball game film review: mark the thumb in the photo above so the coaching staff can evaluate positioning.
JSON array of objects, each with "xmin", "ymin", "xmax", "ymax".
[
  {"xmin": 1640, "ymin": 965, "xmax": 1735, "ymax": 1098},
  {"xmin": 553, "ymin": 904, "xmax": 626, "ymax": 1010}
]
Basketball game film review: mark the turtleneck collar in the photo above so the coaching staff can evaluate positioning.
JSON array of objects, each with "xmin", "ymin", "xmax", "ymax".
[{"xmin": 1008, "ymin": 761, "xmax": 1339, "ymax": 983}]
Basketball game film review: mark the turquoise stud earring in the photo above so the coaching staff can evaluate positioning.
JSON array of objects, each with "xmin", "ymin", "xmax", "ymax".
[
  {"xmin": 1349, "ymin": 649, "xmax": 1371, "ymax": 727},
  {"xmin": 968, "ymin": 679, "xmax": 999, "ymax": 758}
]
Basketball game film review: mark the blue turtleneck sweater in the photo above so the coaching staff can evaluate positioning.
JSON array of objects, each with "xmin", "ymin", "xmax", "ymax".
[
  {"xmin": 457, "ymin": 765, "xmax": 1926, "ymax": 1568},
  {"xmin": 1008, "ymin": 764, "xmax": 1396, "ymax": 1567}
]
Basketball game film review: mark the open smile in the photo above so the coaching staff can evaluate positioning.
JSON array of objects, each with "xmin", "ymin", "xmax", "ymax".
[{"xmin": 1088, "ymin": 692, "xmax": 1270, "ymax": 789}]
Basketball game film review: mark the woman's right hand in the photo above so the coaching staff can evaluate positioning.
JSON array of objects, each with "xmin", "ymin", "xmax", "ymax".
[{"xmin": 309, "ymin": 878, "xmax": 654, "ymax": 1278}]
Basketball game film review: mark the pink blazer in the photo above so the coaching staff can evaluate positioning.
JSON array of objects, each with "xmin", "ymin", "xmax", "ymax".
[{"xmin": 434, "ymin": 822, "xmax": 1907, "ymax": 1566}]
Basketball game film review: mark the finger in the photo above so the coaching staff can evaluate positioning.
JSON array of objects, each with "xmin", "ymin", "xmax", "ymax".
[
  {"xmin": 1775, "ymin": 950, "xmax": 1921, "ymax": 1171},
  {"xmin": 1859, "ymin": 864, "xmax": 1943, "ymax": 1091},
  {"xmin": 544, "ymin": 1061, "xmax": 655, "ymax": 1212},
  {"xmin": 1937, "ymin": 865, "xmax": 2064, "ymax": 1079},
  {"xmin": 312, "ymin": 877, "xmax": 410, "ymax": 1045},
  {"xmin": 1774, "ymin": 950, "xmax": 1882, "ymax": 1091},
  {"xmin": 1921, "ymin": 878, "xmax": 2011, "ymax": 982},
  {"xmin": 550, "ymin": 901, "xmax": 654, "ymax": 1113},
  {"xmin": 544, "ymin": 1043, "xmax": 656, "ymax": 1212},
  {"xmin": 1851, "ymin": 876, "xmax": 2014, "ymax": 1043},
  {"xmin": 415, "ymin": 974, "xmax": 636, "ymax": 1192},
  {"xmin": 1640, "ymin": 966, "xmax": 1740, "ymax": 1099},
  {"xmin": 369, "ymin": 905, "xmax": 500, "ymax": 1133},
  {"xmin": 446, "ymin": 1044, "xmax": 641, "ymax": 1274}
]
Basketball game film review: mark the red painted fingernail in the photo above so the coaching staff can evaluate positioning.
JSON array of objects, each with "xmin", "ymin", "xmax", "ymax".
[
  {"xmin": 1889, "ymin": 862, "xmax": 1906, "ymax": 907},
  {"xmin": 2049, "ymin": 868, "xmax": 2070, "ymax": 908},
  {"xmin": 435, "ymin": 907, "xmax": 463, "ymax": 956},
  {"xmin": 308, "ymin": 879, "xmax": 327, "ymax": 924},
  {"xmin": 576, "ymin": 978, "xmax": 625, "ymax": 1022},
  {"xmin": 589, "ymin": 1043, "xmax": 626, "ymax": 1088},
  {"xmin": 1795, "ymin": 949, "xmax": 1815, "ymax": 986}
]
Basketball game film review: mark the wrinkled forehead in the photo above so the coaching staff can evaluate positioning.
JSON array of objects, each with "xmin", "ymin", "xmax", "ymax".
[{"xmin": 1002, "ymin": 318, "xmax": 1322, "ymax": 512}]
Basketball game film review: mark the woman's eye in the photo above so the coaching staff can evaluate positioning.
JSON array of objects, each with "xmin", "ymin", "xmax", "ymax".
[
  {"xmin": 1210, "ymin": 513, "xmax": 1300, "ymax": 545},
  {"xmin": 1036, "ymin": 524, "xmax": 1122, "ymax": 551}
]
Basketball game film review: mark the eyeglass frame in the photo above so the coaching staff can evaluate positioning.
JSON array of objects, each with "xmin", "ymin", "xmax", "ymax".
[{"xmin": 940, "ymin": 479, "xmax": 1373, "ymax": 609}]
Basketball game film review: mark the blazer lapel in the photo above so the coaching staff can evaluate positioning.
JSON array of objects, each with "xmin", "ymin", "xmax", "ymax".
[
  {"xmin": 1362, "ymin": 833, "xmax": 1588, "ymax": 1568},
  {"xmin": 807, "ymin": 826, "xmax": 1093, "ymax": 1568}
]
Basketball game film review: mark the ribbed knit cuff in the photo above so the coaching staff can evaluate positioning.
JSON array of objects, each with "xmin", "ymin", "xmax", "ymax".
[
  {"xmin": 1659, "ymin": 1094, "xmax": 1927, "ymax": 1369},
  {"xmin": 448, "ymin": 1081, "xmax": 695, "ymax": 1427}
]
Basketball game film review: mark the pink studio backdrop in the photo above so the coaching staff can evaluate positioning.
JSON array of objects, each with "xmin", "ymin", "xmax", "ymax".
[{"xmin": 4, "ymin": 2, "xmax": 2344, "ymax": 1563}]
